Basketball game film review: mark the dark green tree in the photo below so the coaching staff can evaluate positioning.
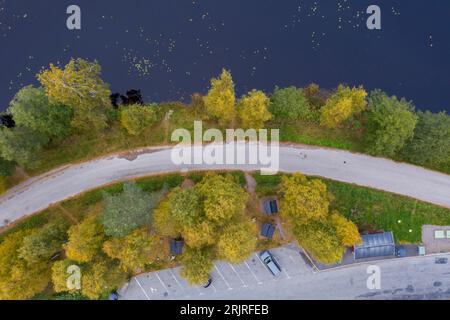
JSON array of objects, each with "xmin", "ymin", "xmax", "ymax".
[
  {"xmin": 0, "ymin": 126, "xmax": 49, "ymax": 168},
  {"xmin": 8, "ymin": 86, "xmax": 73, "ymax": 139},
  {"xmin": 403, "ymin": 111, "xmax": 450, "ymax": 168},
  {"xmin": 0, "ymin": 157, "xmax": 15, "ymax": 177},
  {"xmin": 364, "ymin": 90, "xmax": 418, "ymax": 157},
  {"xmin": 269, "ymin": 86, "xmax": 311, "ymax": 120},
  {"xmin": 101, "ymin": 182, "xmax": 166, "ymax": 237}
]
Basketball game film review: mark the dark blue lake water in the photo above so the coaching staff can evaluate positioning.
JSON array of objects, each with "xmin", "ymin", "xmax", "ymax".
[{"xmin": 0, "ymin": 0, "xmax": 449, "ymax": 112}]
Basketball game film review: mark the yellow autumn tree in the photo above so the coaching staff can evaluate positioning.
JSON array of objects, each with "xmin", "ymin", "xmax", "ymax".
[
  {"xmin": 119, "ymin": 104, "xmax": 157, "ymax": 136},
  {"xmin": 65, "ymin": 214, "xmax": 105, "ymax": 263},
  {"xmin": 155, "ymin": 186, "xmax": 206, "ymax": 245},
  {"xmin": 103, "ymin": 228, "xmax": 166, "ymax": 272},
  {"xmin": 0, "ymin": 259, "xmax": 50, "ymax": 300},
  {"xmin": 180, "ymin": 247, "xmax": 214, "ymax": 285},
  {"xmin": 320, "ymin": 85, "xmax": 367, "ymax": 128},
  {"xmin": 0, "ymin": 230, "xmax": 51, "ymax": 299},
  {"xmin": 182, "ymin": 221, "xmax": 217, "ymax": 249},
  {"xmin": 330, "ymin": 211, "xmax": 362, "ymax": 247},
  {"xmin": 294, "ymin": 221, "xmax": 345, "ymax": 264},
  {"xmin": 37, "ymin": 58, "xmax": 111, "ymax": 131},
  {"xmin": 203, "ymin": 69, "xmax": 236, "ymax": 126},
  {"xmin": 238, "ymin": 90, "xmax": 272, "ymax": 129},
  {"xmin": 217, "ymin": 221, "xmax": 257, "ymax": 264},
  {"xmin": 80, "ymin": 257, "xmax": 127, "ymax": 300},
  {"xmin": 156, "ymin": 175, "xmax": 248, "ymax": 243},
  {"xmin": 195, "ymin": 174, "xmax": 248, "ymax": 225},
  {"xmin": 151, "ymin": 173, "xmax": 257, "ymax": 284},
  {"xmin": 51, "ymin": 259, "xmax": 79, "ymax": 293},
  {"xmin": 168, "ymin": 187, "xmax": 204, "ymax": 227},
  {"xmin": 280, "ymin": 173, "xmax": 330, "ymax": 226}
]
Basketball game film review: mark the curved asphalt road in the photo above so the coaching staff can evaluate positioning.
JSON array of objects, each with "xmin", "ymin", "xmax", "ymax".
[{"xmin": 1, "ymin": 143, "xmax": 450, "ymax": 227}]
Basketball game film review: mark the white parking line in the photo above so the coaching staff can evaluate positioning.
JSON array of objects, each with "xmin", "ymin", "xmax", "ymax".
[
  {"xmin": 244, "ymin": 261, "xmax": 262, "ymax": 285},
  {"xmin": 169, "ymin": 269, "xmax": 184, "ymax": 290},
  {"xmin": 228, "ymin": 263, "xmax": 248, "ymax": 287},
  {"xmin": 168, "ymin": 271, "xmax": 190, "ymax": 298},
  {"xmin": 214, "ymin": 265, "xmax": 233, "ymax": 290},
  {"xmin": 135, "ymin": 277, "xmax": 150, "ymax": 300},
  {"xmin": 283, "ymin": 269, "xmax": 291, "ymax": 279},
  {"xmin": 155, "ymin": 272, "xmax": 173, "ymax": 299}
]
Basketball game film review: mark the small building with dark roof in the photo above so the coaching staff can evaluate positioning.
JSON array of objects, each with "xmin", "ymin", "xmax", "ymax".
[
  {"xmin": 262, "ymin": 199, "xmax": 279, "ymax": 215},
  {"xmin": 261, "ymin": 223, "xmax": 276, "ymax": 239},
  {"xmin": 170, "ymin": 239, "xmax": 184, "ymax": 256},
  {"xmin": 354, "ymin": 232, "xmax": 395, "ymax": 260}
]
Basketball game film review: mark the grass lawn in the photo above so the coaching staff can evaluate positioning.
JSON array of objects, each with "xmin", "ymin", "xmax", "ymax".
[
  {"xmin": 252, "ymin": 174, "xmax": 283, "ymax": 197},
  {"xmin": 324, "ymin": 180, "xmax": 450, "ymax": 243},
  {"xmin": 0, "ymin": 210, "xmax": 51, "ymax": 243},
  {"xmin": 271, "ymin": 120, "xmax": 364, "ymax": 151},
  {"xmin": 252, "ymin": 173, "xmax": 450, "ymax": 244}
]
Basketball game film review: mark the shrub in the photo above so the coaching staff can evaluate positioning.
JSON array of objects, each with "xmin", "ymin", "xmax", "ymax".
[
  {"xmin": 270, "ymin": 86, "xmax": 310, "ymax": 120},
  {"xmin": 119, "ymin": 104, "xmax": 157, "ymax": 136}
]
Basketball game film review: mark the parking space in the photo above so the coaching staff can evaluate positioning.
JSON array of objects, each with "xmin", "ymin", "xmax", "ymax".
[
  {"xmin": 156, "ymin": 269, "xmax": 187, "ymax": 297},
  {"xmin": 120, "ymin": 244, "xmax": 314, "ymax": 300},
  {"xmin": 234, "ymin": 260, "xmax": 262, "ymax": 285},
  {"xmin": 270, "ymin": 245, "xmax": 311, "ymax": 278},
  {"xmin": 214, "ymin": 262, "xmax": 244, "ymax": 289},
  {"xmin": 134, "ymin": 272, "xmax": 171, "ymax": 299},
  {"xmin": 244, "ymin": 253, "xmax": 276, "ymax": 284},
  {"xmin": 121, "ymin": 278, "xmax": 149, "ymax": 300}
]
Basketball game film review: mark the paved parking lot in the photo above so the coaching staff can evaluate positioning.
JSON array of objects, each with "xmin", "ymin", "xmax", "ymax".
[
  {"xmin": 120, "ymin": 244, "xmax": 450, "ymax": 300},
  {"xmin": 120, "ymin": 244, "xmax": 313, "ymax": 300}
]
